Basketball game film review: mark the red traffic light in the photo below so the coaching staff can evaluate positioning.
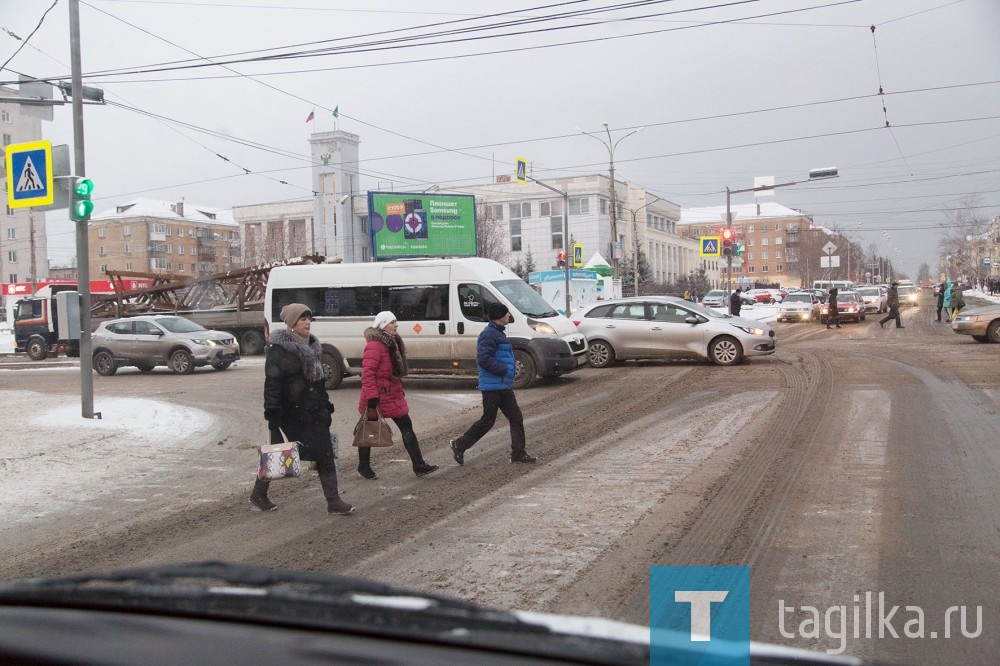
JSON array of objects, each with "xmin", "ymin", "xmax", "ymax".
[
  {"xmin": 558, "ymin": 251, "xmax": 566, "ymax": 261},
  {"xmin": 721, "ymin": 228, "xmax": 734, "ymax": 241}
]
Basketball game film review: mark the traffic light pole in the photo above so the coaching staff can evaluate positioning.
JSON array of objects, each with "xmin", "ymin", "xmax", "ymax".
[
  {"xmin": 69, "ymin": 0, "xmax": 98, "ymax": 419},
  {"xmin": 529, "ymin": 177, "xmax": 571, "ymax": 315}
]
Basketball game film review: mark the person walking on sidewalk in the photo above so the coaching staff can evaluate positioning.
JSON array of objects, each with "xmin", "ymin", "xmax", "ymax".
[
  {"xmin": 729, "ymin": 288, "xmax": 742, "ymax": 317},
  {"xmin": 825, "ymin": 288, "xmax": 842, "ymax": 329},
  {"xmin": 879, "ymin": 281, "xmax": 903, "ymax": 329},
  {"xmin": 251, "ymin": 303, "xmax": 354, "ymax": 514},
  {"xmin": 356, "ymin": 311, "xmax": 438, "ymax": 480},
  {"xmin": 941, "ymin": 279, "xmax": 953, "ymax": 322},
  {"xmin": 935, "ymin": 282, "xmax": 946, "ymax": 322},
  {"xmin": 450, "ymin": 302, "xmax": 537, "ymax": 466}
]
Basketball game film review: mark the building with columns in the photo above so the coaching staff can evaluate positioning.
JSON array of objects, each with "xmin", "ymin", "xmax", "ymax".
[{"xmin": 308, "ymin": 130, "xmax": 366, "ymax": 262}]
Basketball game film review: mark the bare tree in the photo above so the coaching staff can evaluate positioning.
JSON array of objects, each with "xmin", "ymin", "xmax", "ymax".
[
  {"xmin": 475, "ymin": 203, "xmax": 510, "ymax": 267},
  {"xmin": 938, "ymin": 194, "xmax": 991, "ymax": 281}
]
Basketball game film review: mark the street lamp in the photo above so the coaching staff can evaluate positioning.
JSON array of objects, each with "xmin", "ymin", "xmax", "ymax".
[
  {"xmin": 627, "ymin": 195, "xmax": 662, "ymax": 296},
  {"xmin": 576, "ymin": 123, "xmax": 644, "ymax": 284},
  {"xmin": 724, "ymin": 167, "xmax": 838, "ymax": 311}
]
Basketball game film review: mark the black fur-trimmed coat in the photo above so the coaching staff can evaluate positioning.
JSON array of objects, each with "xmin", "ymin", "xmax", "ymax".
[{"xmin": 263, "ymin": 329, "xmax": 334, "ymax": 461}]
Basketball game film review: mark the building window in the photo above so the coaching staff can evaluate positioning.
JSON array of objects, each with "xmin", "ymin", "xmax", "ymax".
[
  {"xmin": 152, "ymin": 257, "xmax": 168, "ymax": 270},
  {"xmin": 540, "ymin": 201, "xmax": 553, "ymax": 217},
  {"xmin": 761, "ymin": 251, "xmax": 768, "ymax": 260},
  {"xmin": 7, "ymin": 273, "xmax": 16, "ymax": 283},
  {"xmin": 98, "ymin": 228, "xmax": 106, "ymax": 237},
  {"xmin": 99, "ymin": 264, "xmax": 107, "ymax": 273},
  {"xmin": 747, "ymin": 252, "xmax": 754, "ymax": 261},
  {"xmin": 775, "ymin": 236, "xmax": 782, "ymax": 245},
  {"xmin": 508, "ymin": 202, "xmax": 530, "ymax": 221},
  {"xmin": 747, "ymin": 225, "xmax": 755, "ymax": 233},
  {"xmin": 178, "ymin": 245, "xmax": 184, "ymax": 254},
  {"xmin": 748, "ymin": 266, "xmax": 755, "ymax": 273},
  {"xmin": 152, "ymin": 223, "xmax": 168, "ymax": 234},
  {"xmin": 124, "ymin": 243, "xmax": 132, "ymax": 254},
  {"xmin": 2, "ymin": 133, "xmax": 11, "ymax": 146},
  {"xmin": 191, "ymin": 263, "xmax": 196, "ymax": 271},
  {"xmin": 178, "ymin": 263, "xmax": 184, "ymax": 272},
  {"xmin": 6, "ymin": 250, "xmax": 16, "ymax": 262},
  {"xmin": 485, "ymin": 204, "xmax": 503, "ymax": 220},
  {"xmin": 0, "ymin": 109, "xmax": 10, "ymax": 123},
  {"xmin": 98, "ymin": 246, "xmax": 106, "ymax": 256},
  {"xmin": 776, "ymin": 264, "xmax": 783, "ymax": 272},
  {"xmin": 762, "ymin": 265, "xmax": 769, "ymax": 273},
  {"xmin": 776, "ymin": 250, "xmax": 783, "ymax": 259},
  {"xmin": 126, "ymin": 262, "xmax": 133, "ymax": 271},
  {"xmin": 123, "ymin": 225, "xmax": 131, "ymax": 236},
  {"xmin": 761, "ymin": 238, "xmax": 769, "ymax": 246},
  {"xmin": 510, "ymin": 220, "xmax": 521, "ymax": 252},
  {"xmin": 550, "ymin": 217, "xmax": 563, "ymax": 250},
  {"xmin": 600, "ymin": 199, "xmax": 608, "ymax": 215},
  {"xmin": 775, "ymin": 223, "xmax": 782, "ymax": 231},
  {"xmin": 788, "ymin": 224, "xmax": 799, "ymax": 232},
  {"xmin": 748, "ymin": 238, "xmax": 755, "ymax": 247},
  {"xmin": 760, "ymin": 224, "xmax": 768, "ymax": 232},
  {"xmin": 5, "ymin": 205, "xmax": 13, "ymax": 217},
  {"xmin": 6, "ymin": 227, "xmax": 14, "ymax": 240},
  {"xmin": 569, "ymin": 197, "xmax": 589, "ymax": 215}
]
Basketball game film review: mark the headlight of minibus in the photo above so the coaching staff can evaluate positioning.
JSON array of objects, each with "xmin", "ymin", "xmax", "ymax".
[{"xmin": 527, "ymin": 320, "xmax": 557, "ymax": 335}]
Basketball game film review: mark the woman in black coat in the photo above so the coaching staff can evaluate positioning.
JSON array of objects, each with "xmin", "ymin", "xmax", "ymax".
[
  {"xmin": 826, "ymin": 288, "xmax": 842, "ymax": 329},
  {"xmin": 250, "ymin": 303, "xmax": 354, "ymax": 515}
]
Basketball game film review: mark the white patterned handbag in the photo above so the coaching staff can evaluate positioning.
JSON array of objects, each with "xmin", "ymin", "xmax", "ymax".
[{"xmin": 258, "ymin": 429, "xmax": 301, "ymax": 480}]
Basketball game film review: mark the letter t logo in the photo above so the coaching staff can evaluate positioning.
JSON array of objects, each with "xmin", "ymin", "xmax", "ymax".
[{"xmin": 675, "ymin": 590, "xmax": 729, "ymax": 641}]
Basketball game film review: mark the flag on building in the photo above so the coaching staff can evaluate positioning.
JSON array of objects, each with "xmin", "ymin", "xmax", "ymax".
[
  {"xmin": 332, "ymin": 106, "xmax": 339, "ymax": 119},
  {"xmin": 305, "ymin": 109, "xmax": 315, "ymax": 122}
]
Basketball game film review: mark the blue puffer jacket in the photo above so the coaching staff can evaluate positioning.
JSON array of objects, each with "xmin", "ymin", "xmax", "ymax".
[{"xmin": 477, "ymin": 321, "xmax": 515, "ymax": 391}]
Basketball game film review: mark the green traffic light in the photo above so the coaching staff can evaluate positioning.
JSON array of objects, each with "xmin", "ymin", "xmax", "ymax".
[
  {"xmin": 71, "ymin": 178, "xmax": 95, "ymax": 221},
  {"xmin": 74, "ymin": 200, "xmax": 95, "ymax": 218}
]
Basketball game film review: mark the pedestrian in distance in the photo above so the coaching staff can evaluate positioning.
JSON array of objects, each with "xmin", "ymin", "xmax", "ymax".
[
  {"xmin": 450, "ymin": 302, "xmax": 537, "ymax": 466},
  {"xmin": 252, "ymin": 303, "xmax": 354, "ymax": 515},
  {"xmin": 949, "ymin": 282, "xmax": 965, "ymax": 322},
  {"xmin": 357, "ymin": 311, "xmax": 439, "ymax": 480},
  {"xmin": 826, "ymin": 288, "xmax": 842, "ymax": 329},
  {"xmin": 941, "ymin": 279, "xmax": 952, "ymax": 322},
  {"xmin": 879, "ymin": 281, "xmax": 903, "ymax": 329},
  {"xmin": 730, "ymin": 288, "xmax": 742, "ymax": 317},
  {"xmin": 935, "ymin": 282, "xmax": 946, "ymax": 322}
]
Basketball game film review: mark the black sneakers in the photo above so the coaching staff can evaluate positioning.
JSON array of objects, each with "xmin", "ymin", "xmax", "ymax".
[
  {"xmin": 357, "ymin": 466, "xmax": 378, "ymax": 480},
  {"xmin": 510, "ymin": 451, "xmax": 537, "ymax": 464},
  {"xmin": 451, "ymin": 439, "xmax": 464, "ymax": 465}
]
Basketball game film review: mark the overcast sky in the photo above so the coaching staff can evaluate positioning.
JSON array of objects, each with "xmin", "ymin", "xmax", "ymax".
[{"xmin": 3, "ymin": 0, "xmax": 999, "ymax": 278}]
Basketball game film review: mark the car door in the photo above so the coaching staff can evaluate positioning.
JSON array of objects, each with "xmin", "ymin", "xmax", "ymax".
[
  {"xmin": 600, "ymin": 303, "xmax": 650, "ymax": 359},
  {"xmin": 103, "ymin": 320, "xmax": 135, "ymax": 359},
  {"xmin": 133, "ymin": 320, "xmax": 168, "ymax": 362},
  {"xmin": 649, "ymin": 302, "xmax": 705, "ymax": 358},
  {"xmin": 454, "ymin": 282, "xmax": 504, "ymax": 374}
]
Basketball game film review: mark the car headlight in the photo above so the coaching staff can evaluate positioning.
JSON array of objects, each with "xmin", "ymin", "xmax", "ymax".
[
  {"xmin": 191, "ymin": 338, "xmax": 219, "ymax": 346},
  {"xmin": 733, "ymin": 324, "xmax": 766, "ymax": 336},
  {"xmin": 527, "ymin": 320, "xmax": 557, "ymax": 335},
  {"xmin": 954, "ymin": 315, "xmax": 975, "ymax": 322}
]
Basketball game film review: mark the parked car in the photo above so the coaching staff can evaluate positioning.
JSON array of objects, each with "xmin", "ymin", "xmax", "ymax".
[
  {"xmin": 951, "ymin": 303, "xmax": 1000, "ymax": 343},
  {"xmin": 91, "ymin": 315, "xmax": 241, "ymax": 376},
  {"xmin": 819, "ymin": 291, "xmax": 866, "ymax": 323},
  {"xmin": 573, "ymin": 296, "xmax": 776, "ymax": 367},
  {"xmin": 743, "ymin": 288, "xmax": 782, "ymax": 304},
  {"xmin": 776, "ymin": 293, "xmax": 822, "ymax": 322},
  {"xmin": 700, "ymin": 289, "xmax": 728, "ymax": 308},
  {"xmin": 856, "ymin": 286, "xmax": 887, "ymax": 313}
]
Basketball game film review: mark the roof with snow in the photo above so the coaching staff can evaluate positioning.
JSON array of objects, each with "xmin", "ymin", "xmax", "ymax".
[
  {"xmin": 679, "ymin": 201, "xmax": 809, "ymax": 226},
  {"xmin": 92, "ymin": 198, "xmax": 236, "ymax": 226}
]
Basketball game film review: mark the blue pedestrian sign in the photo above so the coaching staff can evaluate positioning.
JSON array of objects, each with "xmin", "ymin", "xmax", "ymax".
[
  {"xmin": 700, "ymin": 236, "xmax": 721, "ymax": 257},
  {"xmin": 5, "ymin": 140, "xmax": 54, "ymax": 208}
]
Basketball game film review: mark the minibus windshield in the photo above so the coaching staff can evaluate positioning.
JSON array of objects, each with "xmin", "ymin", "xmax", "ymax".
[{"xmin": 491, "ymin": 279, "xmax": 559, "ymax": 318}]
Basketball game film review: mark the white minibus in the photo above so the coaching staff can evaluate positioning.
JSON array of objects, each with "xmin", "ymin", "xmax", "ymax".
[{"xmin": 264, "ymin": 257, "xmax": 588, "ymax": 389}]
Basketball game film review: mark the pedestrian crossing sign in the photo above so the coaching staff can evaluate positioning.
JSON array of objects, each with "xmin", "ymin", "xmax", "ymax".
[
  {"xmin": 700, "ymin": 236, "xmax": 721, "ymax": 257},
  {"xmin": 5, "ymin": 140, "xmax": 54, "ymax": 208}
]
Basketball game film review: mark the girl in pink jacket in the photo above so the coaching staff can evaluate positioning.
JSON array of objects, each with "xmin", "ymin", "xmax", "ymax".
[{"xmin": 357, "ymin": 311, "xmax": 438, "ymax": 480}]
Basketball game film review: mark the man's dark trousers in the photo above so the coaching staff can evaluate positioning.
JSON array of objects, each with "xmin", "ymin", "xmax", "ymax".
[
  {"xmin": 454, "ymin": 389, "xmax": 525, "ymax": 454},
  {"xmin": 880, "ymin": 306, "xmax": 902, "ymax": 328}
]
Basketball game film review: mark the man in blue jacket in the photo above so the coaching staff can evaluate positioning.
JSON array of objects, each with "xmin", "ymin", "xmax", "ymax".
[{"xmin": 451, "ymin": 302, "xmax": 537, "ymax": 465}]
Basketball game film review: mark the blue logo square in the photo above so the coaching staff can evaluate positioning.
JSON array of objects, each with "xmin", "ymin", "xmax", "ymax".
[{"xmin": 650, "ymin": 566, "xmax": 750, "ymax": 666}]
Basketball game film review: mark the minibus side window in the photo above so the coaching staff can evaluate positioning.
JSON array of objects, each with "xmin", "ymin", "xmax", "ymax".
[
  {"xmin": 387, "ymin": 284, "xmax": 449, "ymax": 321},
  {"xmin": 458, "ymin": 283, "xmax": 501, "ymax": 322}
]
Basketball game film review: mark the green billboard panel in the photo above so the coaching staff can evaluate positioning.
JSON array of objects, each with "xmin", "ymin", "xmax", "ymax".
[{"xmin": 367, "ymin": 192, "xmax": 477, "ymax": 259}]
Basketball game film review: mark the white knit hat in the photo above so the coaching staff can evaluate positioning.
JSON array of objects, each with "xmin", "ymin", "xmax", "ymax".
[{"xmin": 373, "ymin": 311, "xmax": 397, "ymax": 330}]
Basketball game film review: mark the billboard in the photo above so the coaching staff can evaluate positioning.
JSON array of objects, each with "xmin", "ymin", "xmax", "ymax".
[{"xmin": 367, "ymin": 192, "xmax": 477, "ymax": 259}]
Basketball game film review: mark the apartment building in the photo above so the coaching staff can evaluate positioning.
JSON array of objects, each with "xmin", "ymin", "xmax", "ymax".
[{"xmin": 88, "ymin": 198, "xmax": 239, "ymax": 278}]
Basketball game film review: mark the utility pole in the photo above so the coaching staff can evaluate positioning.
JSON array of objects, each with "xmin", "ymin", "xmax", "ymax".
[
  {"xmin": 29, "ymin": 209, "xmax": 37, "ymax": 294},
  {"xmin": 70, "ymin": 0, "xmax": 98, "ymax": 419}
]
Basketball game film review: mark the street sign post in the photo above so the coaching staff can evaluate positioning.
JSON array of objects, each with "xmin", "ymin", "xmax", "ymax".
[{"xmin": 5, "ymin": 140, "xmax": 54, "ymax": 208}]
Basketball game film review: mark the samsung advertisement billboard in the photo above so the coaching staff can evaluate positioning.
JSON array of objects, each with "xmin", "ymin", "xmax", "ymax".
[{"xmin": 367, "ymin": 192, "xmax": 477, "ymax": 259}]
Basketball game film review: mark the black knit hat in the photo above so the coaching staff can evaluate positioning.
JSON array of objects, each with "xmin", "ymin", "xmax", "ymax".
[{"xmin": 486, "ymin": 302, "xmax": 509, "ymax": 321}]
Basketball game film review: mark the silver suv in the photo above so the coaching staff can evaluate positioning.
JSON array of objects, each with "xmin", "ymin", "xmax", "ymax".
[{"xmin": 91, "ymin": 315, "xmax": 240, "ymax": 376}]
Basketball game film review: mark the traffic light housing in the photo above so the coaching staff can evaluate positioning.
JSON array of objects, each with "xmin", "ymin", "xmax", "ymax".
[
  {"xmin": 71, "ymin": 178, "xmax": 94, "ymax": 222},
  {"xmin": 721, "ymin": 227, "xmax": 734, "ymax": 257},
  {"xmin": 557, "ymin": 251, "xmax": 566, "ymax": 268}
]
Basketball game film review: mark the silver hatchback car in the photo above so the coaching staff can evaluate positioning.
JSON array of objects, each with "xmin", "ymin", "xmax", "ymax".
[
  {"xmin": 91, "ymin": 315, "xmax": 240, "ymax": 376},
  {"xmin": 574, "ymin": 296, "xmax": 776, "ymax": 367}
]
